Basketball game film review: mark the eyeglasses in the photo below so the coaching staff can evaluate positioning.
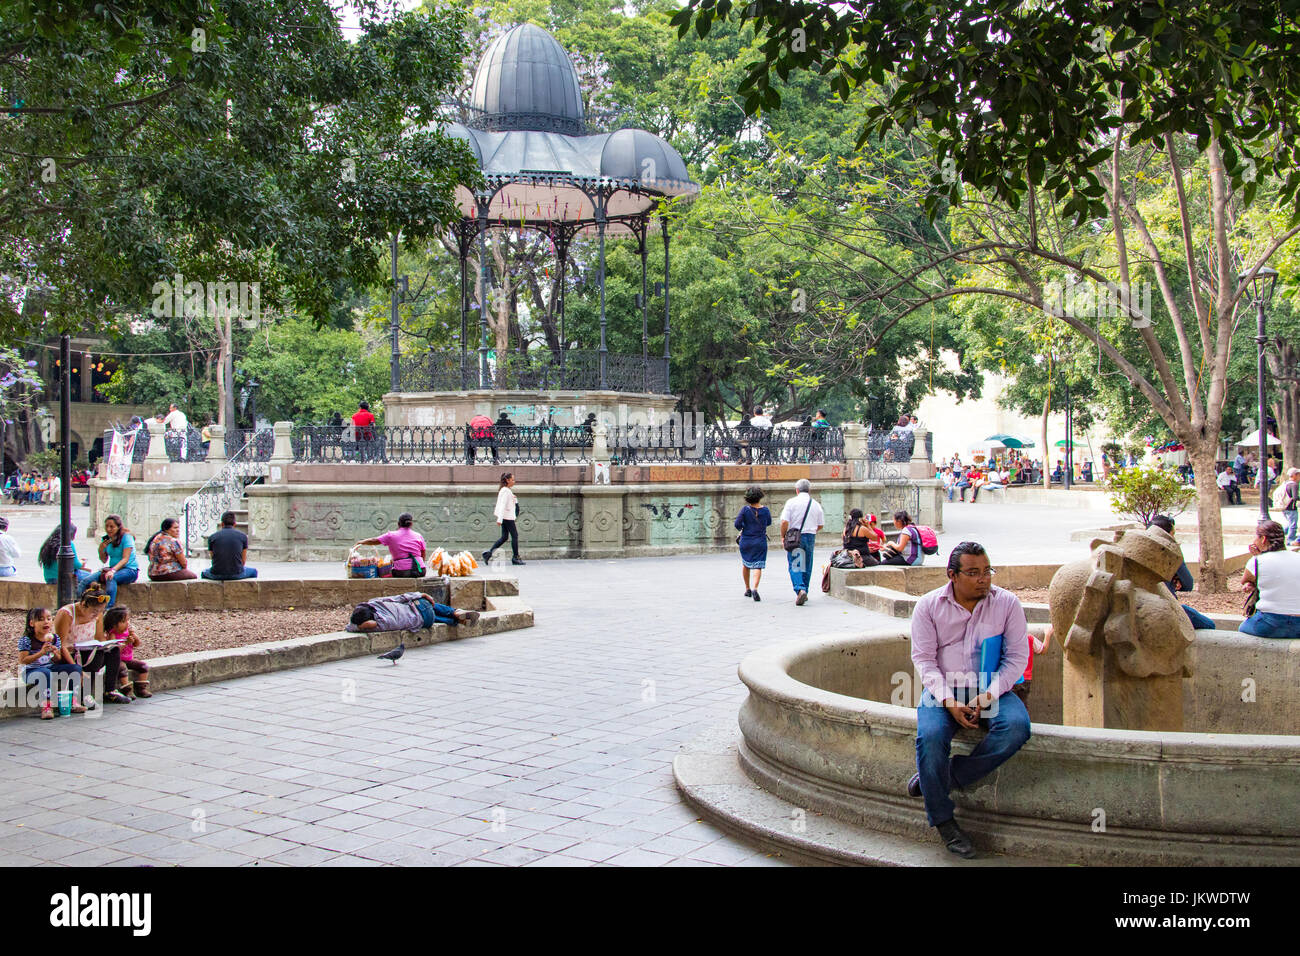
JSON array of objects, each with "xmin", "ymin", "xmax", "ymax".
[{"xmin": 956, "ymin": 568, "xmax": 997, "ymax": 579}]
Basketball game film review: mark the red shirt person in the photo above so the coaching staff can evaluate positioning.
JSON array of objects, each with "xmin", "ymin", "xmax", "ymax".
[{"xmin": 352, "ymin": 402, "xmax": 376, "ymax": 438}]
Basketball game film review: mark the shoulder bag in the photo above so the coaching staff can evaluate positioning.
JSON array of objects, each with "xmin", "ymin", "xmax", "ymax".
[
  {"xmin": 784, "ymin": 498, "xmax": 813, "ymax": 551},
  {"xmin": 1244, "ymin": 557, "xmax": 1261, "ymax": 616}
]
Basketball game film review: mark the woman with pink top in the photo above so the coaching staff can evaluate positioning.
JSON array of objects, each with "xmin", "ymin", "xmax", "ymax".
[{"xmin": 356, "ymin": 512, "xmax": 428, "ymax": 578}]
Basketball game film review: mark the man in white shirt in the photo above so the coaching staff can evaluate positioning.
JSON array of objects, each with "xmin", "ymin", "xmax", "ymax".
[
  {"xmin": 779, "ymin": 479, "xmax": 825, "ymax": 605},
  {"xmin": 1217, "ymin": 465, "xmax": 1242, "ymax": 505},
  {"xmin": 749, "ymin": 407, "xmax": 773, "ymax": 430},
  {"xmin": 162, "ymin": 403, "xmax": 188, "ymax": 458},
  {"xmin": 0, "ymin": 516, "xmax": 19, "ymax": 576}
]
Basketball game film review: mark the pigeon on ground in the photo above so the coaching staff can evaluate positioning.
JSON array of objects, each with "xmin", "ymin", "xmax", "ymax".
[{"xmin": 377, "ymin": 643, "xmax": 405, "ymax": 664}]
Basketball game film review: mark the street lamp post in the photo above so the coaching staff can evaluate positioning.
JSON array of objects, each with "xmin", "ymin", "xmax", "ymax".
[
  {"xmin": 1239, "ymin": 266, "xmax": 1279, "ymax": 523},
  {"xmin": 57, "ymin": 333, "xmax": 75, "ymax": 608}
]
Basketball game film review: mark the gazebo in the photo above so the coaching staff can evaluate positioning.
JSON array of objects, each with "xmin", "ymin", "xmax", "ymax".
[{"xmin": 395, "ymin": 23, "xmax": 698, "ymax": 405}]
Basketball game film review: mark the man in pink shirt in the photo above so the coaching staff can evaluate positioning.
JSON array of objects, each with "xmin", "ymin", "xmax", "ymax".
[{"xmin": 907, "ymin": 541, "xmax": 1030, "ymax": 858}]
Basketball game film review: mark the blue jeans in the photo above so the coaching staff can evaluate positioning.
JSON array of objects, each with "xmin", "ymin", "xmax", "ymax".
[
  {"xmin": 787, "ymin": 532, "xmax": 815, "ymax": 594},
  {"xmin": 1183, "ymin": 605, "xmax": 1215, "ymax": 630},
  {"xmin": 915, "ymin": 689, "xmax": 1031, "ymax": 826},
  {"xmin": 1240, "ymin": 611, "xmax": 1300, "ymax": 639},
  {"xmin": 1284, "ymin": 509, "xmax": 1298, "ymax": 545},
  {"xmin": 101, "ymin": 567, "xmax": 138, "ymax": 607},
  {"xmin": 417, "ymin": 600, "xmax": 458, "ymax": 627},
  {"xmin": 0, "ymin": 566, "xmax": 15, "ymax": 577},
  {"xmin": 23, "ymin": 661, "xmax": 84, "ymax": 701},
  {"xmin": 201, "ymin": 567, "xmax": 258, "ymax": 580}
]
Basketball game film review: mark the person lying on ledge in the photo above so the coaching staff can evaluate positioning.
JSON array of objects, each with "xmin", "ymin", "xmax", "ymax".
[{"xmin": 346, "ymin": 592, "xmax": 480, "ymax": 632}]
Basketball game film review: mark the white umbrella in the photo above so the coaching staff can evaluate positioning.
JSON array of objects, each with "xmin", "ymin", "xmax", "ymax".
[
  {"xmin": 970, "ymin": 438, "xmax": 1006, "ymax": 452},
  {"xmin": 1237, "ymin": 429, "xmax": 1281, "ymax": 447}
]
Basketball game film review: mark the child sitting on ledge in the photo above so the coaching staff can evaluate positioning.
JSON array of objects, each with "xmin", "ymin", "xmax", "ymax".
[{"xmin": 346, "ymin": 592, "xmax": 479, "ymax": 632}]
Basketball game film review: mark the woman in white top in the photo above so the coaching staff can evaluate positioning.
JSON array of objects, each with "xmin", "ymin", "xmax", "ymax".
[
  {"xmin": 1240, "ymin": 519, "xmax": 1300, "ymax": 638},
  {"xmin": 483, "ymin": 472, "xmax": 525, "ymax": 566}
]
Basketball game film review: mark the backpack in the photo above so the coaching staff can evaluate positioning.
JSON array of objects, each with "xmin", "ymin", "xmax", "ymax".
[{"xmin": 916, "ymin": 525, "xmax": 939, "ymax": 555}]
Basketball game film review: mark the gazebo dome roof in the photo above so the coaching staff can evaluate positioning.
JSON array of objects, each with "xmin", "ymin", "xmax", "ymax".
[{"xmin": 469, "ymin": 24, "xmax": 586, "ymax": 135}]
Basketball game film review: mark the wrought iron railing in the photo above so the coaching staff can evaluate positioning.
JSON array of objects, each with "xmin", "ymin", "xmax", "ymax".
[
  {"xmin": 288, "ymin": 422, "xmax": 844, "ymax": 466},
  {"xmin": 226, "ymin": 428, "xmax": 274, "ymax": 462},
  {"xmin": 164, "ymin": 426, "xmax": 206, "ymax": 462},
  {"xmin": 610, "ymin": 423, "xmax": 843, "ymax": 465},
  {"xmin": 181, "ymin": 433, "xmax": 266, "ymax": 554},
  {"xmin": 398, "ymin": 348, "xmax": 670, "ymax": 394},
  {"xmin": 289, "ymin": 424, "xmax": 594, "ymax": 465}
]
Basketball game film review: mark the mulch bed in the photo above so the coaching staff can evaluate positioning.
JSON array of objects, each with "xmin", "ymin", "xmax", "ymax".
[
  {"xmin": 3, "ymin": 605, "xmax": 357, "ymax": 682},
  {"xmin": 1011, "ymin": 588, "xmax": 1247, "ymax": 617}
]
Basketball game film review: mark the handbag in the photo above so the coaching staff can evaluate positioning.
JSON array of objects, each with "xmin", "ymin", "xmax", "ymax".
[
  {"xmin": 1244, "ymin": 558, "xmax": 1260, "ymax": 616},
  {"xmin": 784, "ymin": 498, "xmax": 813, "ymax": 551}
]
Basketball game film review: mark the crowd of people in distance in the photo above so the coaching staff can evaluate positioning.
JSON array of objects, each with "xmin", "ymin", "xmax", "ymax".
[{"xmin": 3, "ymin": 471, "xmax": 59, "ymax": 505}]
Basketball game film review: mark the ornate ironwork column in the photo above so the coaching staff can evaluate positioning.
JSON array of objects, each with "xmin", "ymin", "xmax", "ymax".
[
  {"xmin": 597, "ymin": 194, "xmax": 608, "ymax": 390},
  {"xmin": 662, "ymin": 210, "xmax": 671, "ymax": 393},
  {"xmin": 637, "ymin": 215, "xmax": 649, "ymax": 393},
  {"xmin": 476, "ymin": 192, "xmax": 491, "ymax": 389},
  {"xmin": 458, "ymin": 224, "xmax": 470, "ymax": 388}
]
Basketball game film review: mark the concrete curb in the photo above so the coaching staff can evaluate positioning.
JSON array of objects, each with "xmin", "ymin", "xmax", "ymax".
[
  {"xmin": 0, "ymin": 601, "xmax": 534, "ymax": 719},
  {"xmin": 673, "ymin": 723, "xmax": 1046, "ymax": 867}
]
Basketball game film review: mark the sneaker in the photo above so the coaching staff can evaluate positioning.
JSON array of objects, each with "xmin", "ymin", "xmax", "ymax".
[
  {"xmin": 795, "ymin": 590, "xmax": 808, "ymax": 606},
  {"xmin": 936, "ymin": 819, "xmax": 976, "ymax": 859},
  {"xmin": 105, "ymin": 690, "xmax": 132, "ymax": 705},
  {"xmin": 752, "ymin": 591, "xmax": 760, "ymax": 602},
  {"xmin": 82, "ymin": 695, "xmax": 96, "ymax": 710},
  {"xmin": 40, "ymin": 702, "xmax": 53, "ymax": 720},
  {"xmin": 744, "ymin": 589, "xmax": 753, "ymax": 597},
  {"xmin": 906, "ymin": 772, "xmax": 922, "ymax": 798},
  {"xmin": 455, "ymin": 610, "xmax": 480, "ymax": 626}
]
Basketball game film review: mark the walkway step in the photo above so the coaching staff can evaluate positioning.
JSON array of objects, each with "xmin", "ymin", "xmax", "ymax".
[{"xmin": 674, "ymin": 725, "xmax": 1048, "ymax": 867}]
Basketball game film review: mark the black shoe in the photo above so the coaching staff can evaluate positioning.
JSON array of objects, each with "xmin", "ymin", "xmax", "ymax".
[
  {"xmin": 104, "ymin": 690, "xmax": 132, "ymax": 705},
  {"xmin": 795, "ymin": 590, "xmax": 808, "ymax": 606},
  {"xmin": 906, "ymin": 772, "xmax": 922, "ymax": 798},
  {"xmin": 744, "ymin": 589, "xmax": 753, "ymax": 597},
  {"xmin": 481, "ymin": 550, "xmax": 492, "ymax": 562},
  {"xmin": 511, "ymin": 557, "xmax": 526, "ymax": 565},
  {"xmin": 752, "ymin": 591, "xmax": 760, "ymax": 602},
  {"xmin": 936, "ymin": 819, "xmax": 976, "ymax": 859}
]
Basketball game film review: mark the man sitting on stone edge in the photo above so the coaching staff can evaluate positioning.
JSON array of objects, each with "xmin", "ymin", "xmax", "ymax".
[{"xmin": 906, "ymin": 541, "xmax": 1031, "ymax": 859}]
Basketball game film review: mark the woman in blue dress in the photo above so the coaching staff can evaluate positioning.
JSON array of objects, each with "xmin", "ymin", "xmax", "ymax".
[{"xmin": 734, "ymin": 485, "xmax": 772, "ymax": 602}]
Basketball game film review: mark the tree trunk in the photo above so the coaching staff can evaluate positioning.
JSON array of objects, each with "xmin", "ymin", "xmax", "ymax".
[
  {"xmin": 1188, "ymin": 441, "xmax": 1226, "ymax": 592},
  {"xmin": 1041, "ymin": 390, "xmax": 1051, "ymax": 490}
]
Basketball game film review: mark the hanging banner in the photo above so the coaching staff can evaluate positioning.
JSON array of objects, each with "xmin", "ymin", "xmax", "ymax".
[{"xmin": 105, "ymin": 429, "xmax": 136, "ymax": 482}]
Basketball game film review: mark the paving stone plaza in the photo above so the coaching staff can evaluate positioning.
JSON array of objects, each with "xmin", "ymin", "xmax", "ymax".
[{"xmin": 0, "ymin": 499, "xmax": 1111, "ymax": 867}]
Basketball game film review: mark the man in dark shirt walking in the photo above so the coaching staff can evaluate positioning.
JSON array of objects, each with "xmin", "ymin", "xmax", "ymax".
[{"xmin": 201, "ymin": 511, "xmax": 258, "ymax": 580}]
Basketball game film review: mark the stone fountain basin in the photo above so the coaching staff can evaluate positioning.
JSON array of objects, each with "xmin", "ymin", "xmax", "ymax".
[{"xmin": 737, "ymin": 628, "xmax": 1300, "ymax": 865}]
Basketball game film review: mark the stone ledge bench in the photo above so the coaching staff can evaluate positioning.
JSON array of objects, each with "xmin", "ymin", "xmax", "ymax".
[
  {"xmin": 0, "ymin": 590, "xmax": 533, "ymax": 718},
  {"xmin": 0, "ymin": 574, "xmax": 518, "ymax": 613}
]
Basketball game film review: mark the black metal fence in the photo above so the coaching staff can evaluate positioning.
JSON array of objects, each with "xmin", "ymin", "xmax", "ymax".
[
  {"xmin": 611, "ymin": 423, "xmax": 844, "ymax": 465},
  {"xmin": 398, "ymin": 349, "xmax": 669, "ymax": 394},
  {"xmin": 225, "ymin": 428, "xmax": 274, "ymax": 462},
  {"xmin": 290, "ymin": 424, "xmax": 593, "ymax": 465},
  {"xmin": 288, "ymin": 422, "xmax": 845, "ymax": 466}
]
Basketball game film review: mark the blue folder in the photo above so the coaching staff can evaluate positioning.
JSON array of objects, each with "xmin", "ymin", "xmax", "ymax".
[{"xmin": 978, "ymin": 634, "xmax": 1026, "ymax": 691}]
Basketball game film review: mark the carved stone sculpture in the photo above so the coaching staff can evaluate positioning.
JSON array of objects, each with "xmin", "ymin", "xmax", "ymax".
[{"xmin": 1048, "ymin": 526, "xmax": 1194, "ymax": 731}]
